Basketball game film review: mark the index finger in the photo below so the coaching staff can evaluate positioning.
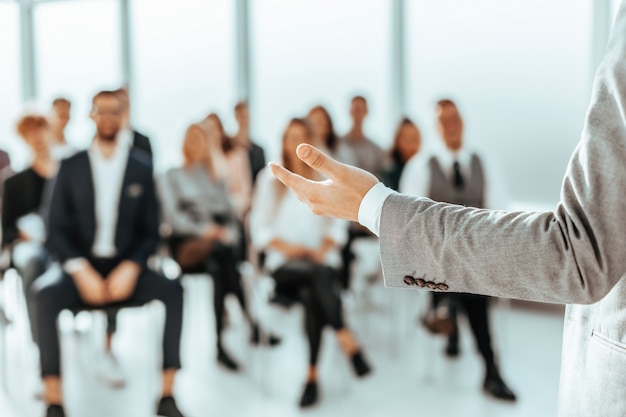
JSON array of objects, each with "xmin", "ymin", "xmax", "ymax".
[
  {"xmin": 296, "ymin": 144, "xmax": 344, "ymax": 180},
  {"xmin": 269, "ymin": 162, "xmax": 310, "ymax": 195}
]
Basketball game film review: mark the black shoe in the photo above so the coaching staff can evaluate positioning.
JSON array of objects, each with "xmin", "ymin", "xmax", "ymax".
[
  {"xmin": 483, "ymin": 373, "xmax": 517, "ymax": 402},
  {"xmin": 46, "ymin": 405, "xmax": 65, "ymax": 417},
  {"xmin": 251, "ymin": 324, "xmax": 281, "ymax": 347},
  {"xmin": 299, "ymin": 381, "xmax": 319, "ymax": 408},
  {"xmin": 421, "ymin": 311, "xmax": 456, "ymax": 336},
  {"xmin": 445, "ymin": 340, "xmax": 460, "ymax": 358},
  {"xmin": 350, "ymin": 351, "xmax": 372, "ymax": 377},
  {"xmin": 217, "ymin": 347, "xmax": 240, "ymax": 372},
  {"xmin": 157, "ymin": 396, "xmax": 185, "ymax": 417}
]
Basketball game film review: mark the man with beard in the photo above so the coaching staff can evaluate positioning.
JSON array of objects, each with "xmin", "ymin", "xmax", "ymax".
[{"xmin": 33, "ymin": 91, "xmax": 185, "ymax": 417}]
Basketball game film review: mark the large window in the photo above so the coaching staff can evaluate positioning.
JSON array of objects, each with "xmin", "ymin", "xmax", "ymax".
[
  {"xmin": 251, "ymin": 0, "xmax": 393, "ymax": 160},
  {"xmin": 34, "ymin": 0, "xmax": 122, "ymax": 149},
  {"xmin": 407, "ymin": 0, "xmax": 592, "ymax": 206},
  {"xmin": 131, "ymin": 0, "xmax": 237, "ymax": 170},
  {"xmin": 0, "ymin": 2, "xmax": 23, "ymax": 168},
  {"xmin": 612, "ymin": 0, "xmax": 622, "ymax": 23}
]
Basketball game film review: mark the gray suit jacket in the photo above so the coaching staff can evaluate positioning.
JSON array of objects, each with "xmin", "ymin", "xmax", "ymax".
[{"xmin": 379, "ymin": 4, "xmax": 626, "ymax": 417}]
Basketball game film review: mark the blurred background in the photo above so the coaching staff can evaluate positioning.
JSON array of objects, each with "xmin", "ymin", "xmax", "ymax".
[
  {"xmin": 0, "ymin": 1, "xmax": 621, "ymax": 416},
  {"xmin": 1, "ymin": 0, "xmax": 621, "ymax": 205}
]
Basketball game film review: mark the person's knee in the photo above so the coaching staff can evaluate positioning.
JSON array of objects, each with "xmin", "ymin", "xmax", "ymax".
[{"xmin": 311, "ymin": 265, "xmax": 337, "ymax": 289}]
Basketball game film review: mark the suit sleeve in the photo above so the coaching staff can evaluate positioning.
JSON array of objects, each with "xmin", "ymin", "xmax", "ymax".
[
  {"xmin": 129, "ymin": 170, "xmax": 159, "ymax": 266},
  {"xmin": 379, "ymin": 5, "xmax": 626, "ymax": 305},
  {"xmin": 46, "ymin": 162, "xmax": 84, "ymax": 262}
]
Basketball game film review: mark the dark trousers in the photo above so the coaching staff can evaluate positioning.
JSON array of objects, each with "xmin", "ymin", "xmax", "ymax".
[
  {"xmin": 273, "ymin": 260, "xmax": 344, "ymax": 366},
  {"xmin": 340, "ymin": 226, "xmax": 374, "ymax": 289},
  {"xmin": 205, "ymin": 244, "xmax": 250, "ymax": 349},
  {"xmin": 32, "ymin": 258, "xmax": 183, "ymax": 377},
  {"xmin": 12, "ymin": 242, "xmax": 48, "ymax": 344},
  {"xmin": 432, "ymin": 292, "xmax": 495, "ymax": 366}
]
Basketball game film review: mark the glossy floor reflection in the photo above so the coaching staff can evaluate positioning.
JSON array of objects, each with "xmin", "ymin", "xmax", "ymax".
[{"xmin": 0, "ymin": 269, "xmax": 564, "ymax": 417}]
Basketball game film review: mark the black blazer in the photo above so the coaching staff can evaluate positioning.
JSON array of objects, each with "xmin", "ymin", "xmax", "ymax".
[
  {"xmin": 47, "ymin": 148, "xmax": 159, "ymax": 266},
  {"xmin": 133, "ymin": 130, "xmax": 153, "ymax": 158},
  {"xmin": 248, "ymin": 142, "xmax": 266, "ymax": 186},
  {"xmin": 1, "ymin": 168, "xmax": 47, "ymax": 248}
]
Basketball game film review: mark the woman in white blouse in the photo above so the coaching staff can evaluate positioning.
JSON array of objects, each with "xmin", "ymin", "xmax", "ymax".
[{"xmin": 250, "ymin": 118, "xmax": 372, "ymax": 408}]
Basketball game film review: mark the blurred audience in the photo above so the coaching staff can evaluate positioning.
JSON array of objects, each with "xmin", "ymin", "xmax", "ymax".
[
  {"xmin": 114, "ymin": 87, "xmax": 153, "ymax": 158},
  {"xmin": 0, "ymin": 79, "xmax": 529, "ymax": 415},
  {"xmin": 49, "ymin": 98, "xmax": 77, "ymax": 160},
  {"xmin": 250, "ymin": 118, "xmax": 372, "ymax": 409},
  {"xmin": 233, "ymin": 101, "xmax": 266, "ymax": 186},
  {"xmin": 34, "ymin": 91, "xmax": 184, "ymax": 417},
  {"xmin": 400, "ymin": 99, "xmax": 516, "ymax": 402},
  {"xmin": 158, "ymin": 123, "xmax": 276, "ymax": 373},
  {"xmin": 384, "ymin": 117, "xmax": 422, "ymax": 191},
  {"xmin": 307, "ymin": 105, "xmax": 355, "ymax": 164},
  {"xmin": 2, "ymin": 114, "xmax": 56, "ymax": 343}
]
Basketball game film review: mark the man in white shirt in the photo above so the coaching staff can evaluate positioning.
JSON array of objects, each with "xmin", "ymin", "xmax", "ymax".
[
  {"xmin": 33, "ymin": 91, "xmax": 184, "ymax": 417},
  {"xmin": 400, "ymin": 99, "xmax": 515, "ymax": 401}
]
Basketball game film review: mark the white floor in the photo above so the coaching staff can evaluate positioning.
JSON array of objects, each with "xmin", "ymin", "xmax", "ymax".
[{"xmin": 0, "ymin": 268, "xmax": 565, "ymax": 417}]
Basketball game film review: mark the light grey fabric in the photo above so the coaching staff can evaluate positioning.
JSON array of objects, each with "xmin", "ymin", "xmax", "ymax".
[
  {"xmin": 378, "ymin": 4, "xmax": 626, "ymax": 416},
  {"xmin": 157, "ymin": 165, "xmax": 235, "ymax": 236},
  {"xmin": 342, "ymin": 135, "xmax": 387, "ymax": 180},
  {"xmin": 428, "ymin": 154, "xmax": 485, "ymax": 208}
]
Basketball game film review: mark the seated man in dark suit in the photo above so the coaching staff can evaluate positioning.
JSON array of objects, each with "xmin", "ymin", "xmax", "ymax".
[{"xmin": 33, "ymin": 91, "xmax": 184, "ymax": 417}]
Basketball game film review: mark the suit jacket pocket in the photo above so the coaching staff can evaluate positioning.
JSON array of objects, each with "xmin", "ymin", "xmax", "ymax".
[
  {"xmin": 574, "ymin": 330, "xmax": 626, "ymax": 417},
  {"xmin": 591, "ymin": 330, "xmax": 626, "ymax": 356}
]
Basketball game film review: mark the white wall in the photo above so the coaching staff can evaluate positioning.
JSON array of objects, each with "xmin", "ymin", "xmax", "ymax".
[
  {"xmin": 0, "ymin": 0, "xmax": 617, "ymax": 208},
  {"xmin": 0, "ymin": 2, "xmax": 25, "ymax": 167},
  {"xmin": 131, "ymin": 0, "xmax": 237, "ymax": 171},
  {"xmin": 407, "ymin": 0, "xmax": 593, "ymax": 207},
  {"xmin": 250, "ymin": 0, "xmax": 392, "ymax": 162}
]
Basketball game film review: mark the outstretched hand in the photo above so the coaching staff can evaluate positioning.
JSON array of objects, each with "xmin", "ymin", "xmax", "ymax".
[{"xmin": 269, "ymin": 144, "xmax": 379, "ymax": 222}]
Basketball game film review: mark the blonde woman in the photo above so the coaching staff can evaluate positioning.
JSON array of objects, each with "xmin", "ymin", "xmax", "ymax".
[{"xmin": 158, "ymin": 124, "xmax": 275, "ymax": 372}]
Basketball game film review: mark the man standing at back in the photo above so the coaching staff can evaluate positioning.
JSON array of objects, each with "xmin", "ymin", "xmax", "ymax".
[
  {"xmin": 49, "ymin": 98, "xmax": 77, "ymax": 160},
  {"xmin": 400, "ymin": 99, "xmax": 516, "ymax": 401},
  {"xmin": 233, "ymin": 101, "xmax": 266, "ymax": 186},
  {"xmin": 34, "ymin": 91, "xmax": 184, "ymax": 417},
  {"xmin": 342, "ymin": 96, "xmax": 386, "ymax": 180},
  {"xmin": 340, "ymin": 96, "xmax": 387, "ymax": 289},
  {"xmin": 115, "ymin": 87, "xmax": 153, "ymax": 158}
]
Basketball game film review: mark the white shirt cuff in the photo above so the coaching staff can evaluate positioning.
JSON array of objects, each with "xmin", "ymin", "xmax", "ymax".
[
  {"xmin": 63, "ymin": 258, "xmax": 88, "ymax": 275},
  {"xmin": 358, "ymin": 182, "xmax": 395, "ymax": 237}
]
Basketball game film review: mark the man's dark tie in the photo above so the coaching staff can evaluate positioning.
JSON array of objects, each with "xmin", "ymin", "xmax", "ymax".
[{"xmin": 453, "ymin": 161, "xmax": 464, "ymax": 189}]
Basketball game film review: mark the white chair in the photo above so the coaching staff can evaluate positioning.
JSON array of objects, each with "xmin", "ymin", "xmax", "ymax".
[{"xmin": 241, "ymin": 269, "xmax": 351, "ymax": 400}]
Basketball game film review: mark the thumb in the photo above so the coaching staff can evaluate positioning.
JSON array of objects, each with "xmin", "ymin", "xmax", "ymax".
[{"xmin": 296, "ymin": 144, "xmax": 344, "ymax": 180}]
